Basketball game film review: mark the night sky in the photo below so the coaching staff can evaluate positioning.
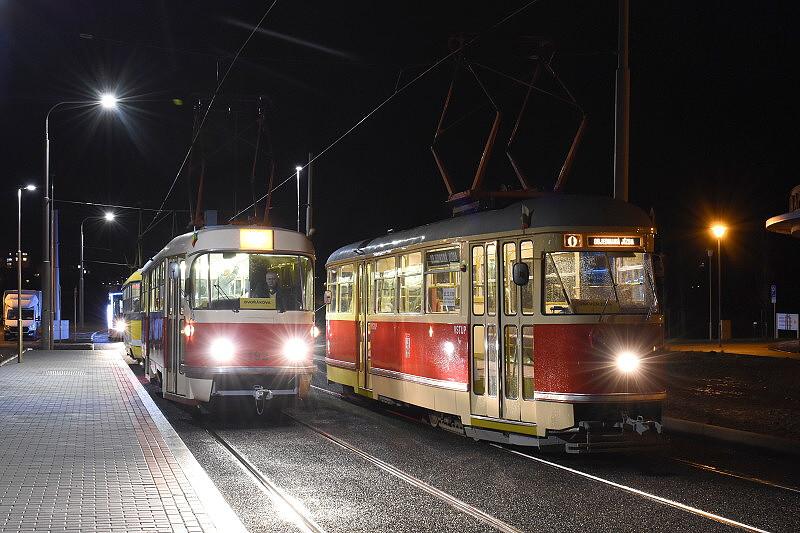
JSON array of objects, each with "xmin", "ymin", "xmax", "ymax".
[{"xmin": 0, "ymin": 1, "xmax": 798, "ymax": 335}]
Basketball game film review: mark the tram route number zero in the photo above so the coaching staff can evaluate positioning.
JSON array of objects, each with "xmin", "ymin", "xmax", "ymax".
[{"xmin": 453, "ymin": 325, "xmax": 467, "ymax": 335}]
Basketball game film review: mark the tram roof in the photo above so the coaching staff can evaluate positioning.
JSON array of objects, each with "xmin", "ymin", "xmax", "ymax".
[
  {"xmin": 122, "ymin": 269, "xmax": 142, "ymax": 286},
  {"xmin": 142, "ymin": 225, "xmax": 314, "ymax": 273},
  {"xmin": 327, "ymin": 194, "xmax": 654, "ymax": 265}
]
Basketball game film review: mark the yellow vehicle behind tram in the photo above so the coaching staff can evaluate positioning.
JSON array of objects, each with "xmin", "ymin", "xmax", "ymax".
[{"xmin": 121, "ymin": 270, "xmax": 144, "ymax": 360}]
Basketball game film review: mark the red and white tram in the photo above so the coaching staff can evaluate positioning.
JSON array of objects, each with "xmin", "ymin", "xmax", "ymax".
[
  {"xmin": 325, "ymin": 195, "xmax": 664, "ymax": 452},
  {"xmin": 141, "ymin": 225, "xmax": 315, "ymax": 412}
]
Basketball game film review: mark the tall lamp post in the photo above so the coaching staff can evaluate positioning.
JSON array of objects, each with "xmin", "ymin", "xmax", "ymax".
[
  {"xmin": 17, "ymin": 185, "xmax": 37, "ymax": 362},
  {"xmin": 710, "ymin": 224, "xmax": 727, "ymax": 349},
  {"xmin": 43, "ymin": 93, "xmax": 118, "ymax": 348},
  {"xmin": 80, "ymin": 212, "xmax": 116, "ymax": 328}
]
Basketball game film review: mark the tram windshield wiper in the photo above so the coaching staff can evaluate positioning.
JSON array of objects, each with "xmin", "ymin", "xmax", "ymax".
[{"xmin": 213, "ymin": 283, "xmax": 239, "ymax": 313}]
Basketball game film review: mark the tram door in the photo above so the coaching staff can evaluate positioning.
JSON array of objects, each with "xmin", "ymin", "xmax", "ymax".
[
  {"xmin": 166, "ymin": 257, "xmax": 187, "ymax": 396},
  {"xmin": 470, "ymin": 242, "xmax": 500, "ymax": 418},
  {"xmin": 357, "ymin": 262, "xmax": 372, "ymax": 390},
  {"xmin": 498, "ymin": 240, "xmax": 536, "ymax": 422}
]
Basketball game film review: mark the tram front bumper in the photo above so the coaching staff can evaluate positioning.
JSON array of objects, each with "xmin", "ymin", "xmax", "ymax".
[{"xmin": 182, "ymin": 365, "xmax": 313, "ymax": 400}]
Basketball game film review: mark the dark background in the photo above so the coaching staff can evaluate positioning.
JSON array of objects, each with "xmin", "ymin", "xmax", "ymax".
[{"xmin": 0, "ymin": 0, "xmax": 797, "ymax": 336}]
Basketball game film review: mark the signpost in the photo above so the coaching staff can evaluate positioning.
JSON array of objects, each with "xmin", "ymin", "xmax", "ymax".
[
  {"xmin": 771, "ymin": 284, "xmax": 777, "ymax": 338},
  {"xmin": 776, "ymin": 313, "xmax": 799, "ymax": 339}
]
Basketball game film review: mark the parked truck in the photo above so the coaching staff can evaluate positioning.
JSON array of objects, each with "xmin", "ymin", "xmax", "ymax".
[{"xmin": 3, "ymin": 290, "xmax": 42, "ymax": 340}]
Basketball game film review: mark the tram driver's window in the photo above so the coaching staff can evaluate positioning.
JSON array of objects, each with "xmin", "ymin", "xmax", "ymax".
[
  {"xmin": 375, "ymin": 256, "xmax": 397, "ymax": 313},
  {"xmin": 425, "ymin": 247, "xmax": 461, "ymax": 314},
  {"xmin": 192, "ymin": 255, "xmax": 210, "ymax": 309}
]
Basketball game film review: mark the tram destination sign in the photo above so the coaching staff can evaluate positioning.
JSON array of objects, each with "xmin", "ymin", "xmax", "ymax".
[{"xmin": 587, "ymin": 236, "xmax": 641, "ymax": 247}]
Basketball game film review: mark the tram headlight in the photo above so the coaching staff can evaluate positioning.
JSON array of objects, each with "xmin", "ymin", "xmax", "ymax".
[
  {"xmin": 615, "ymin": 351, "xmax": 640, "ymax": 374},
  {"xmin": 113, "ymin": 319, "xmax": 126, "ymax": 333},
  {"xmin": 210, "ymin": 337, "xmax": 235, "ymax": 362},
  {"xmin": 310, "ymin": 325, "xmax": 321, "ymax": 339},
  {"xmin": 283, "ymin": 337, "xmax": 310, "ymax": 363}
]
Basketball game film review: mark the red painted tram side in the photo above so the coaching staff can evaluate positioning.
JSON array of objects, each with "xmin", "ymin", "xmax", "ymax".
[
  {"xmin": 325, "ymin": 195, "xmax": 665, "ymax": 452},
  {"xmin": 141, "ymin": 226, "xmax": 315, "ymax": 410}
]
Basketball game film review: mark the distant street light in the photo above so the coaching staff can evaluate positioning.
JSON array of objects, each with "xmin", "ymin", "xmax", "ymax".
[
  {"xmin": 710, "ymin": 223, "xmax": 727, "ymax": 349},
  {"xmin": 17, "ymin": 185, "xmax": 38, "ymax": 362},
  {"xmin": 43, "ymin": 94, "xmax": 120, "ymax": 347},
  {"xmin": 80, "ymin": 213, "xmax": 117, "ymax": 328},
  {"xmin": 295, "ymin": 165, "xmax": 302, "ymax": 232}
]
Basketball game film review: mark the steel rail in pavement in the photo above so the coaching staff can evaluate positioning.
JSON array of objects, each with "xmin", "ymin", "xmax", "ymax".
[
  {"xmin": 287, "ymin": 413, "xmax": 524, "ymax": 533},
  {"xmin": 206, "ymin": 426, "xmax": 326, "ymax": 533}
]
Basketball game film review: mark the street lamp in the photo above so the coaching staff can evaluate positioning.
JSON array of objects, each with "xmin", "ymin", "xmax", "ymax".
[
  {"xmin": 710, "ymin": 223, "xmax": 727, "ymax": 349},
  {"xmin": 80, "ymin": 212, "xmax": 116, "ymax": 328},
  {"xmin": 295, "ymin": 165, "xmax": 302, "ymax": 232},
  {"xmin": 17, "ymin": 185, "xmax": 37, "ymax": 362},
  {"xmin": 43, "ymin": 93, "xmax": 120, "ymax": 348}
]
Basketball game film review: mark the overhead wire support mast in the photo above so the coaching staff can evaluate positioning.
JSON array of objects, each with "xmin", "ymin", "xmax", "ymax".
[{"xmin": 229, "ymin": 0, "xmax": 546, "ymax": 222}]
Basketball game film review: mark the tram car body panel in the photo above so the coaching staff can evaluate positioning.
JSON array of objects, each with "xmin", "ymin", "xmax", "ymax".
[
  {"xmin": 121, "ymin": 270, "xmax": 144, "ymax": 360},
  {"xmin": 141, "ymin": 225, "xmax": 315, "ymax": 406},
  {"xmin": 325, "ymin": 195, "xmax": 665, "ymax": 452}
]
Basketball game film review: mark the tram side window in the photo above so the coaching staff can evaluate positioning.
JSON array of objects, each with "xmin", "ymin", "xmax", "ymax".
[
  {"xmin": 399, "ymin": 252, "xmax": 423, "ymax": 314},
  {"xmin": 487, "ymin": 324, "xmax": 498, "ymax": 396},
  {"xmin": 472, "ymin": 246, "xmax": 485, "ymax": 315},
  {"xmin": 375, "ymin": 257, "xmax": 397, "ymax": 313},
  {"xmin": 486, "ymin": 243, "xmax": 497, "ymax": 316},
  {"xmin": 502, "ymin": 243, "xmax": 517, "ymax": 315},
  {"xmin": 425, "ymin": 248, "xmax": 461, "ymax": 314},
  {"xmin": 520, "ymin": 241, "xmax": 535, "ymax": 316},
  {"xmin": 131, "ymin": 281, "xmax": 141, "ymax": 313},
  {"xmin": 326, "ymin": 269, "xmax": 338, "ymax": 313},
  {"xmin": 522, "ymin": 325, "xmax": 534, "ymax": 400},
  {"xmin": 338, "ymin": 264, "xmax": 355, "ymax": 314},
  {"xmin": 504, "ymin": 325, "xmax": 519, "ymax": 400},
  {"xmin": 472, "ymin": 325, "xmax": 485, "ymax": 395}
]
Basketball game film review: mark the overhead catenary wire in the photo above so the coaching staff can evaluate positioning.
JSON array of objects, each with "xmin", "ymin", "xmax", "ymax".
[
  {"xmin": 144, "ymin": 0, "xmax": 280, "ymax": 235},
  {"xmin": 228, "ymin": 0, "xmax": 545, "ymax": 222}
]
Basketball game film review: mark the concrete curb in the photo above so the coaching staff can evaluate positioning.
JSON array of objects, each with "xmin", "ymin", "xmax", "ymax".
[{"xmin": 664, "ymin": 416, "xmax": 799, "ymax": 456}]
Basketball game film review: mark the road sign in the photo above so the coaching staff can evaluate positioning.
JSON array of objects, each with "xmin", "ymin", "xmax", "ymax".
[
  {"xmin": 777, "ymin": 313, "xmax": 799, "ymax": 331},
  {"xmin": 770, "ymin": 284, "xmax": 777, "ymax": 304}
]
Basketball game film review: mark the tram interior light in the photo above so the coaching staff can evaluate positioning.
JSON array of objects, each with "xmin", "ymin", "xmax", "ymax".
[
  {"xmin": 283, "ymin": 337, "xmax": 309, "ymax": 362},
  {"xmin": 210, "ymin": 338, "xmax": 235, "ymax": 361},
  {"xmin": 615, "ymin": 351, "xmax": 640, "ymax": 373}
]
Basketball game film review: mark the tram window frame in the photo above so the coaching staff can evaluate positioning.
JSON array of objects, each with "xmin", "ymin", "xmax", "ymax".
[
  {"xmin": 520, "ymin": 241, "xmax": 535, "ymax": 316},
  {"xmin": 326, "ymin": 268, "xmax": 338, "ymax": 313},
  {"xmin": 424, "ymin": 246, "xmax": 461, "ymax": 314},
  {"xmin": 503, "ymin": 325, "xmax": 519, "ymax": 400},
  {"xmin": 471, "ymin": 245, "xmax": 485, "ymax": 316},
  {"xmin": 337, "ymin": 264, "xmax": 355, "ymax": 314},
  {"xmin": 374, "ymin": 256, "xmax": 398, "ymax": 314},
  {"xmin": 472, "ymin": 324, "xmax": 486, "ymax": 396},
  {"xmin": 502, "ymin": 243, "xmax": 517, "ymax": 316},
  {"xmin": 399, "ymin": 252, "xmax": 423, "ymax": 314},
  {"xmin": 486, "ymin": 243, "xmax": 497, "ymax": 316}
]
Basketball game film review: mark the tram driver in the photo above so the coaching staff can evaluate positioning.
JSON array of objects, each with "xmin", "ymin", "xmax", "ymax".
[{"xmin": 256, "ymin": 270, "xmax": 301, "ymax": 312}]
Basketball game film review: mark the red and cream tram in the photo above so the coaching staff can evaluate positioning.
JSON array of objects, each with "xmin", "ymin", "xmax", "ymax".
[
  {"xmin": 141, "ymin": 225, "xmax": 315, "ymax": 412},
  {"xmin": 325, "ymin": 195, "xmax": 664, "ymax": 452}
]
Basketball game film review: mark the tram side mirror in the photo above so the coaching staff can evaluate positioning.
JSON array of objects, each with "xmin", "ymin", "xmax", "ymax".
[
  {"xmin": 323, "ymin": 290, "xmax": 332, "ymax": 305},
  {"xmin": 512, "ymin": 262, "xmax": 530, "ymax": 286}
]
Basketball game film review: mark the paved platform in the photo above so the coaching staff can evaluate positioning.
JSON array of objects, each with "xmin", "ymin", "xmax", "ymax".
[{"xmin": 0, "ymin": 349, "xmax": 247, "ymax": 533}]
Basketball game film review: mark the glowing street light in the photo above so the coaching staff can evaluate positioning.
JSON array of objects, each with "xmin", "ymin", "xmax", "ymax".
[
  {"xmin": 709, "ymin": 223, "xmax": 728, "ymax": 349},
  {"xmin": 99, "ymin": 93, "xmax": 118, "ymax": 110},
  {"xmin": 43, "ymin": 93, "xmax": 121, "ymax": 347},
  {"xmin": 80, "ymin": 213, "xmax": 117, "ymax": 328}
]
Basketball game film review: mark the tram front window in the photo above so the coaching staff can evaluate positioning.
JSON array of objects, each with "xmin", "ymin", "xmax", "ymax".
[
  {"xmin": 543, "ymin": 251, "xmax": 657, "ymax": 315},
  {"xmin": 191, "ymin": 252, "xmax": 313, "ymax": 311}
]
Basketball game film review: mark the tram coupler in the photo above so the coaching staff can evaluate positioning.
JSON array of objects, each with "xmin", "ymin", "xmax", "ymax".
[{"xmin": 253, "ymin": 385, "xmax": 274, "ymax": 415}]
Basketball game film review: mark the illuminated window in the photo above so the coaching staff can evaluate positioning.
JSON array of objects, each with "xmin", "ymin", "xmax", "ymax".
[
  {"xmin": 425, "ymin": 247, "xmax": 461, "ymax": 314},
  {"xmin": 399, "ymin": 252, "xmax": 423, "ymax": 313},
  {"xmin": 502, "ymin": 243, "xmax": 516, "ymax": 316},
  {"xmin": 375, "ymin": 256, "xmax": 397, "ymax": 313},
  {"xmin": 472, "ymin": 246, "xmax": 485, "ymax": 315},
  {"xmin": 521, "ymin": 241, "xmax": 534, "ymax": 316},
  {"xmin": 486, "ymin": 244, "xmax": 497, "ymax": 316},
  {"xmin": 338, "ymin": 264, "xmax": 355, "ymax": 314},
  {"xmin": 326, "ymin": 269, "xmax": 338, "ymax": 312}
]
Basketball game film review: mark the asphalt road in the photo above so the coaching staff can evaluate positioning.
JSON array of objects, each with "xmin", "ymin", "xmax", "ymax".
[{"xmin": 120, "ymin": 346, "xmax": 800, "ymax": 533}]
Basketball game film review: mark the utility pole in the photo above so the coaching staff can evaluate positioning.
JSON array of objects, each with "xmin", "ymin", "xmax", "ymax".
[{"xmin": 613, "ymin": 0, "xmax": 630, "ymax": 202}]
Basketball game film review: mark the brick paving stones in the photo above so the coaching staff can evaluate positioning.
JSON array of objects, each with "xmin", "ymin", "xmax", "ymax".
[{"xmin": 0, "ymin": 349, "xmax": 247, "ymax": 533}]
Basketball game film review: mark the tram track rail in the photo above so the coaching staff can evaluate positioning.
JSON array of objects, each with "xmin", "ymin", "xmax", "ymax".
[
  {"xmin": 205, "ymin": 425, "xmax": 326, "ymax": 533},
  {"xmin": 286, "ymin": 412, "xmax": 524, "ymax": 533}
]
